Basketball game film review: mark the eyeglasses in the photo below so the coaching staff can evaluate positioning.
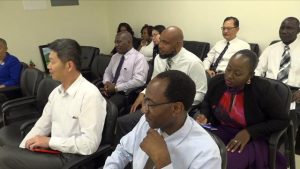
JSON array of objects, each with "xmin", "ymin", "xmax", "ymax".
[
  {"xmin": 142, "ymin": 100, "xmax": 173, "ymax": 111},
  {"xmin": 221, "ymin": 27, "xmax": 237, "ymax": 31}
]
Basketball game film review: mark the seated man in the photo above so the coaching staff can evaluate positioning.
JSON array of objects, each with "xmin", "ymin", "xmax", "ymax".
[
  {"xmin": 115, "ymin": 26, "xmax": 207, "ymax": 144},
  {"xmin": 203, "ymin": 16, "xmax": 250, "ymax": 77},
  {"xmin": 255, "ymin": 17, "xmax": 300, "ymax": 153},
  {"xmin": 103, "ymin": 31, "xmax": 149, "ymax": 112},
  {"xmin": 104, "ymin": 70, "xmax": 221, "ymax": 169},
  {"xmin": 0, "ymin": 38, "xmax": 22, "ymax": 88},
  {"xmin": 0, "ymin": 38, "xmax": 22, "ymax": 104},
  {"xmin": 0, "ymin": 39, "xmax": 107, "ymax": 169}
]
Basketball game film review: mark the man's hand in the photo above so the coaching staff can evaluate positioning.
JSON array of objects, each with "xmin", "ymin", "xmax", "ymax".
[
  {"xmin": 292, "ymin": 90, "xmax": 300, "ymax": 103},
  {"xmin": 140, "ymin": 129, "xmax": 171, "ymax": 168},
  {"xmin": 25, "ymin": 135, "xmax": 50, "ymax": 151},
  {"xmin": 104, "ymin": 82, "xmax": 116, "ymax": 95},
  {"xmin": 130, "ymin": 93, "xmax": 144, "ymax": 113},
  {"xmin": 206, "ymin": 70, "xmax": 216, "ymax": 78},
  {"xmin": 194, "ymin": 113, "xmax": 208, "ymax": 125},
  {"xmin": 226, "ymin": 129, "xmax": 250, "ymax": 153}
]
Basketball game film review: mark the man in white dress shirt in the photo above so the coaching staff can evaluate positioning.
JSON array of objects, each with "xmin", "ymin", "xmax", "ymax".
[
  {"xmin": 204, "ymin": 16, "xmax": 250, "ymax": 77},
  {"xmin": 0, "ymin": 39, "xmax": 107, "ymax": 169},
  {"xmin": 115, "ymin": 26, "xmax": 207, "ymax": 144},
  {"xmin": 103, "ymin": 31, "xmax": 149, "ymax": 113},
  {"xmin": 104, "ymin": 70, "xmax": 221, "ymax": 169},
  {"xmin": 255, "ymin": 17, "xmax": 300, "ymax": 153}
]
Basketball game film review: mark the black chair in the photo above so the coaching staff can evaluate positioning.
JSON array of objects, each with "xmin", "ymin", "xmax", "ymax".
[
  {"xmin": 61, "ymin": 100, "xmax": 118, "ymax": 169},
  {"xmin": 183, "ymin": 41, "xmax": 210, "ymax": 61},
  {"xmin": 265, "ymin": 78, "xmax": 295, "ymax": 169},
  {"xmin": 249, "ymin": 43, "xmax": 260, "ymax": 56},
  {"xmin": 207, "ymin": 131, "xmax": 227, "ymax": 169},
  {"xmin": 88, "ymin": 53, "xmax": 111, "ymax": 84},
  {"xmin": 0, "ymin": 68, "xmax": 44, "ymax": 127},
  {"xmin": 80, "ymin": 46, "xmax": 100, "ymax": 80},
  {"xmin": 270, "ymin": 40, "xmax": 281, "ymax": 46},
  {"xmin": 0, "ymin": 78, "xmax": 60, "ymax": 146},
  {"xmin": 1, "ymin": 77, "xmax": 59, "ymax": 127}
]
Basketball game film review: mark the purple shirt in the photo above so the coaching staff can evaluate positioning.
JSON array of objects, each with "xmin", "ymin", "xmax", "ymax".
[{"xmin": 103, "ymin": 48, "xmax": 149, "ymax": 92}]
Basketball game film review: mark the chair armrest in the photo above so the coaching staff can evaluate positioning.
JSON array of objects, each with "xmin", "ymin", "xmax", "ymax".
[
  {"xmin": 2, "ymin": 97, "xmax": 37, "ymax": 116},
  {"xmin": 125, "ymin": 86, "xmax": 145, "ymax": 96},
  {"xmin": 0, "ymin": 86, "xmax": 20, "ymax": 93},
  {"xmin": 268, "ymin": 128, "xmax": 287, "ymax": 169},
  {"xmin": 61, "ymin": 145, "xmax": 113, "ymax": 169},
  {"xmin": 20, "ymin": 118, "xmax": 39, "ymax": 138},
  {"xmin": 2, "ymin": 96, "xmax": 36, "ymax": 109}
]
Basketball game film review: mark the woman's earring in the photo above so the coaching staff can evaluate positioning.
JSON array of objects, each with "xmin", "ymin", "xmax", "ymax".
[{"xmin": 247, "ymin": 79, "xmax": 251, "ymax": 84}]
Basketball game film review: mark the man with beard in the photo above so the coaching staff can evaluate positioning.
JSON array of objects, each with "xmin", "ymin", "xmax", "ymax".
[
  {"xmin": 115, "ymin": 26, "xmax": 207, "ymax": 144},
  {"xmin": 255, "ymin": 17, "xmax": 300, "ymax": 154}
]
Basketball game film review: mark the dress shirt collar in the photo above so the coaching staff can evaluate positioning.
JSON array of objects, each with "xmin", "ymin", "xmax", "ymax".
[
  {"xmin": 58, "ymin": 74, "xmax": 84, "ymax": 97},
  {"xmin": 170, "ymin": 47, "xmax": 186, "ymax": 65},
  {"xmin": 226, "ymin": 37, "xmax": 239, "ymax": 44},
  {"xmin": 280, "ymin": 38, "xmax": 299, "ymax": 50},
  {"xmin": 157, "ymin": 116, "xmax": 193, "ymax": 146},
  {"xmin": 118, "ymin": 48, "xmax": 135, "ymax": 60}
]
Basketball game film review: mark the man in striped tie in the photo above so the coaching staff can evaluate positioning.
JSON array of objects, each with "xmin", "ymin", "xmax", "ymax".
[{"xmin": 255, "ymin": 17, "xmax": 300, "ymax": 154}]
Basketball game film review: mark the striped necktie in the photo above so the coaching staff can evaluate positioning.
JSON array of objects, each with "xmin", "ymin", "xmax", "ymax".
[
  {"xmin": 277, "ymin": 46, "xmax": 291, "ymax": 83},
  {"xmin": 165, "ymin": 58, "xmax": 172, "ymax": 71}
]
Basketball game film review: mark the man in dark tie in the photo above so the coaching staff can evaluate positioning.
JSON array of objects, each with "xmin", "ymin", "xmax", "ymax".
[
  {"xmin": 255, "ymin": 17, "xmax": 300, "ymax": 154},
  {"xmin": 104, "ymin": 70, "xmax": 221, "ymax": 169},
  {"xmin": 203, "ymin": 16, "xmax": 250, "ymax": 77},
  {"xmin": 103, "ymin": 31, "xmax": 149, "ymax": 112}
]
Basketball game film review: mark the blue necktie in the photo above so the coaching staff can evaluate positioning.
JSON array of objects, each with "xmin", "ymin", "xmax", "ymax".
[
  {"xmin": 112, "ymin": 55, "xmax": 125, "ymax": 84},
  {"xmin": 277, "ymin": 46, "xmax": 291, "ymax": 83}
]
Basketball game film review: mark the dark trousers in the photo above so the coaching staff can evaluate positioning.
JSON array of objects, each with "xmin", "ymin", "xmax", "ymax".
[
  {"xmin": 114, "ymin": 110, "xmax": 143, "ymax": 146},
  {"xmin": 0, "ymin": 145, "xmax": 82, "ymax": 169}
]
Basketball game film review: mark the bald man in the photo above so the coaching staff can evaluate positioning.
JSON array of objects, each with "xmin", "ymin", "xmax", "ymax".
[
  {"xmin": 103, "ymin": 32, "xmax": 149, "ymax": 113},
  {"xmin": 115, "ymin": 26, "xmax": 207, "ymax": 144}
]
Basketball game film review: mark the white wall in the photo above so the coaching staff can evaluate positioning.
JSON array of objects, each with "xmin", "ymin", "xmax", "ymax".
[
  {"xmin": 106, "ymin": 0, "xmax": 300, "ymax": 55},
  {"xmin": 1, "ymin": 0, "xmax": 300, "ymax": 71},
  {"xmin": 0, "ymin": 0, "xmax": 110, "ymax": 71}
]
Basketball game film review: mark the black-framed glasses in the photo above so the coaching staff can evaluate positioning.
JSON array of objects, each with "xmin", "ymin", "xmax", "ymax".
[
  {"xmin": 142, "ymin": 100, "xmax": 173, "ymax": 111},
  {"xmin": 221, "ymin": 27, "xmax": 237, "ymax": 31}
]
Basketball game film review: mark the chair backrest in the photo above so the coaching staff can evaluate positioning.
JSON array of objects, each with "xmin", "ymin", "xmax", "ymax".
[
  {"xmin": 183, "ymin": 41, "xmax": 210, "ymax": 61},
  {"xmin": 249, "ymin": 43, "xmax": 260, "ymax": 56},
  {"xmin": 36, "ymin": 78, "xmax": 60, "ymax": 112},
  {"xmin": 207, "ymin": 131, "xmax": 227, "ymax": 169},
  {"xmin": 270, "ymin": 40, "xmax": 281, "ymax": 46},
  {"xmin": 90, "ymin": 53, "xmax": 111, "ymax": 82},
  {"xmin": 80, "ymin": 46, "xmax": 100, "ymax": 71},
  {"xmin": 100, "ymin": 100, "xmax": 118, "ymax": 146},
  {"xmin": 20, "ymin": 68, "xmax": 44, "ymax": 97}
]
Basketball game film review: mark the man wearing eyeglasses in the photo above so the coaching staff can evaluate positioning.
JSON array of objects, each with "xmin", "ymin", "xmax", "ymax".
[
  {"xmin": 104, "ymin": 70, "xmax": 221, "ymax": 169},
  {"xmin": 203, "ymin": 16, "xmax": 250, "ymax": 77}
]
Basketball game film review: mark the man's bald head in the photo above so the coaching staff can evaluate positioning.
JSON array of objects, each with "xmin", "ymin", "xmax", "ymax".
[
  {"xmin": 159, "ymin": 26, "xmax": 184, "ymax": 59},
  {"xmin": 115, "ymin": 31, "xmax": 133, "ymax": 54}
]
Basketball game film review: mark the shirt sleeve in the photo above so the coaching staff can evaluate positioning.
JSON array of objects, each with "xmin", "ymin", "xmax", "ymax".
[
  {"xmin": 189, "ymin": 61, "xmax": 207, "ymax": 105},
  {"xmin": 116, "ymin": 55, "xmax": 149, "ymax": 91},
  {"xmin": 49, "ymin": 91, "xmax": 107, "ymax": 155},
  {"xmin": 255, "ymin": 46, "xmax": 270, "ymax": 76},
  {"xmin": 203, "ymin": 45, "xmax": 217, "ymax": 70},
  {"xmin": 2, "ymin": 56, "xmax": 22, "ymax": 87},
  {"xmin": 103, "ymin": 55, "xmax": 115, "ymax": 83},
  {"xmin": 19, "ymin": 90, "xmax": 55, "ymax": 148},
  {"xmin": 104, "ymin": 116, "xmax": 147, "ymax": 168}
]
